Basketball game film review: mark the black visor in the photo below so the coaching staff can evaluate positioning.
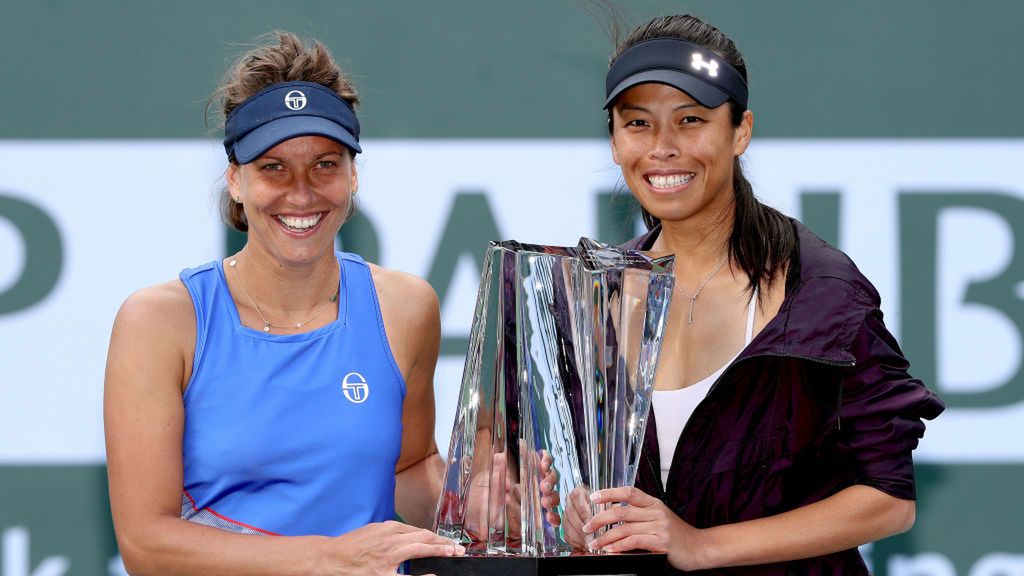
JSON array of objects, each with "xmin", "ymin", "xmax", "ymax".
[{"xmin": 604, "ymin": 38, "xmax": 748, "ymax": 110}]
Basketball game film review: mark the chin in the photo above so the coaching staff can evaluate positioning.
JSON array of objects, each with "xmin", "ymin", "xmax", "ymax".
[
  {"xmin": 276, "ymin": 245, "xmax": 332, "ymax": 266},
  {"xmin": 640, "ymin": 205, "xmax": 696, "ymax": 224}
]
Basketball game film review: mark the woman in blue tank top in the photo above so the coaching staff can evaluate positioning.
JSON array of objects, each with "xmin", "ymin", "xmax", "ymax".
[{"xmin": 104, "ymin": 31, "xmax": 465, "ymax": 574}]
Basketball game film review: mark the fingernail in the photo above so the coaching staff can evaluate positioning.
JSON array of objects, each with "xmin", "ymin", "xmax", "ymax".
[
  {"xmin": 589, "ymin": 492, "xmax": 601, "ymax": 502},
  {"xmin": 456, "ymin": 545, "xmax": 466, "ymax": 554},
  {"xmin": 541, "ymin": 481, "xmax": 551, "ymax": 492},
  {"xmin": 587, "ymin": 540, "xmax": 598, "ymax": 551},
  {"xmin": 446, "ymin": 545, "xmax": 455, "ymax": 555},
  {"xmin": 582, "ymin": 522, "xmax": 591, "ymax": 532}
]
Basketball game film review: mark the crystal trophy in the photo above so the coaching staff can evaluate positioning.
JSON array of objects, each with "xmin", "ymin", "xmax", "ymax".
[{"xmin": 412, "ymin": 238, "xmax": 673, "ymax": 576}]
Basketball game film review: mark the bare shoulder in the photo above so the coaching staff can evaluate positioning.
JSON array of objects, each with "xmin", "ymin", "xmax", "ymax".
[
  {"xmin": 109, "ymin": 278, "xmax": 196, "ymax": 383},
  {"xmin": 366, "ymin": 263, "xmax": 439, "ymax": 377},
  {"xmin": 114, "ymin": 279, "xmax": 195, "ymax": 335},
  {"xmin": 367, "ymin": 263, "xmax": 439, "ymax": 318}
]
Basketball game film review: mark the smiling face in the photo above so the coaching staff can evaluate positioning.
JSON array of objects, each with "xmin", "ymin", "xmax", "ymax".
[
  {"xmin": 610, "ymin": 83, "xmax": 752, "ymax": 229},
  {"xmin": 227, "ymin": 135, "xmax": 356, "ymax": 268}
]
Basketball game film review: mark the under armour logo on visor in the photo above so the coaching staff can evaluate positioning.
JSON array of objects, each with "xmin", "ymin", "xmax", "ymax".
[
  {"xmin": 341, "ymin": 372, "xmax": 369, "ymax": 404},
  {"xmin": 284, "ymin": 90, "xmax": 307, "ymax": 111},
  {"xmin": 690, "ymin": 53, "xmax": 719, "ymax": 77}
]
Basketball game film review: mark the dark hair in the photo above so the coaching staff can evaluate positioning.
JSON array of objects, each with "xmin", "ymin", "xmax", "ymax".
[
  {"xmin": 210, "ymin": 31, "xmax": 359, "ymax": 232},
  {"xmin": 610, "ymin": 15, "xmax": 795, "ymax": 297}
]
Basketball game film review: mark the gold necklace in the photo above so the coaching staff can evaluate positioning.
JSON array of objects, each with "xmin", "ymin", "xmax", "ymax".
[{"xmin": 228, "ymin": 255, "xmax": 338, "ymax": 333}]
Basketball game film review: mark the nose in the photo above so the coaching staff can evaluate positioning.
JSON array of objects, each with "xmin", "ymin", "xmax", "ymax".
[
  {"xmin": 285, "ymin": 172, "xmax": 318, "ymax": 207},
  {"xmin": 649, "ymin": 126, "xmax": 679, "ymax": 161}
]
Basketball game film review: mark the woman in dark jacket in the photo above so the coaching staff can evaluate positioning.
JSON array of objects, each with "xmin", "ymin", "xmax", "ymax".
[{"xmin": 569, "ymin": 14, "xmax": 945, "ymax": 575}]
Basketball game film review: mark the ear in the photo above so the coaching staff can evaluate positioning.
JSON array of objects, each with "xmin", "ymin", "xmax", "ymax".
[
  {"xmin": 610, "ymin": 135, "xmax": 621, "ymax": 166},
  {"xmin": 226, "ymin": 164, "xmax": 242, "ymax": 200},
  {"xmin": 608, "ymin": 112, "xmax": 623, "ymax": 165},
  {"xmin": 733, "ymin": 109, "xmax": 754, "ymax": 156},
  {"xmin": 349, "ymin": 157, "xmax": 359, "ymax": 193}
]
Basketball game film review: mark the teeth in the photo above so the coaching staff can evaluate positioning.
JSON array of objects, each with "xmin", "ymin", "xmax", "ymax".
[
  {"xmin": 648, "ymin": 174, "xmax": 694, "ymax": 189},
  {"xmin": 277, "ymin": 214, "xmax": 322, "ymax": 230}
]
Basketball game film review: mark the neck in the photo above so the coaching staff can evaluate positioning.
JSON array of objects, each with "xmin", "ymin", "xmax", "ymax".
[
  {"xmin": 653, "ymin": 215, "xmax": 733, "ymax": 282},
  {"xmin": 233, "ymin": 245, "xmax": 339, "ymax": 314}
]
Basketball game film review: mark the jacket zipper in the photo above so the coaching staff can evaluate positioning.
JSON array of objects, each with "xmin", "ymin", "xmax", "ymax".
[
  {"xmin": 837, "ymin": 381, "xmax": 843, "ymax": 431},
  {"xmin": 645, "ymin": 450, "xmax": 668, "ymax": 503}
]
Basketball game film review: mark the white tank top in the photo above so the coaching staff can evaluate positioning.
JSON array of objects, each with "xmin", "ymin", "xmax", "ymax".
[{"xmin": 652, "ymin": 288, "xmax": 758, "ymax": 486}]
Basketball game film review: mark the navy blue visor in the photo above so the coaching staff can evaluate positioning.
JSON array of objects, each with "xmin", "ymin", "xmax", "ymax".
[
  {"xmin": 223, "ymin": 81, "xmax": 361, "ymax": 163},
  {"xmin": 604, "ymin": 38, "xmax": 748, "ymax": 110}
]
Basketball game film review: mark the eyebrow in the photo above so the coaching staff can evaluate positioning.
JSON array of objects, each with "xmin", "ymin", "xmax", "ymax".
[
  {"xmin": 259, "ymin": 150, "xmax": 344, "ymax": 163},
  {"xmin": 618, "ymin": 101, "xmax": 701, "ymax": 113}
]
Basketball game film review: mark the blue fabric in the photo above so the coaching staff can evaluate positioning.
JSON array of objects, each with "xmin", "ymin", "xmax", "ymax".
[
  {"xmin": 223, "ymin": 80, "xmax": 362, "ymax": 162},
  {"xmin": 178, "ymin": 252, "xmax": 405, "ymax": 536}
]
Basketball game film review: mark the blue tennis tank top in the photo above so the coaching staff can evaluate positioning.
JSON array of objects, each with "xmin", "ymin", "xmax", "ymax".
[{"xmin": 177, "ymin": 252, "xmax": 405, "ymax": 536}]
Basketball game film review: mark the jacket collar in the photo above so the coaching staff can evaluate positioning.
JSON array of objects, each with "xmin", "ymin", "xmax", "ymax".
[{"xmin": 622, "ymin": 219, "xmax": 879, "ymax": 366}]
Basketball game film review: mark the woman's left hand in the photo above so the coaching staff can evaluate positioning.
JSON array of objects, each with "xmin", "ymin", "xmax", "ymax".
[{"xmin": 583, "ymin": 486, "xmax": 706, "ymax": 571}]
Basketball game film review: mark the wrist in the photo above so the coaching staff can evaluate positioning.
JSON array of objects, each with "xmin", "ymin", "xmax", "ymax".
[
  {"xmin": 305, "ymin": 535, "xmax": 332, "ymax": 575},
  {"xmin": 693, "ymin": 526, "xmax": 720, "ymax": 570}
]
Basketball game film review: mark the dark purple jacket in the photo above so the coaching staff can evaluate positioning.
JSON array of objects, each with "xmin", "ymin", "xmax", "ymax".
[{"xmin": 623, "ymin": 220, "xmax": 945, "ymax": 576}]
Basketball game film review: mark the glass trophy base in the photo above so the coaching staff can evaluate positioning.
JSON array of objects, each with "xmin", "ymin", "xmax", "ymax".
[{"xmin": 408, "ymin": 551, "xmax": 667, "ymax": 576}]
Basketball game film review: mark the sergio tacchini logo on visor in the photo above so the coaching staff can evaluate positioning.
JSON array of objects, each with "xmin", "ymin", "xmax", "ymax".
[{"xmin": 284, "ymin": 89, "xmax": 307, "ymax": 111}]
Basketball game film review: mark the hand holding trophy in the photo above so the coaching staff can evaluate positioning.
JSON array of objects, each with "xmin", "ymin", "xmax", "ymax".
[{"xmin": 413, "ymin": 238, "xmax": 674, "ymax": 576}]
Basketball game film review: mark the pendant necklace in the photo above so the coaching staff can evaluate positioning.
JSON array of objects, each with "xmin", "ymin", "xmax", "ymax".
[
  {"xmin": 228, "ymin": 255, "xmax": 338, "ymax": 333},
  {"xmin": 676, "ymin": 256, "xmax": 729, "ymax": 325}
]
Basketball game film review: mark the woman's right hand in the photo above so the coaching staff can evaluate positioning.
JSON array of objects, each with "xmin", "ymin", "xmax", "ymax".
[{"xmin": 327, "ymin": 520, "xmax": 464, "ymax": 575}]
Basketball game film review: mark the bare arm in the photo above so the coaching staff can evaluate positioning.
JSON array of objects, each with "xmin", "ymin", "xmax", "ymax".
[
  {"xmin": 699, "ymin": 485, "xmax": 912, "ymax": 567},
  {"xmin": 394, "ymin": 329, "xmax": 445, "ymax": 529},
  {"xmin": 587, "ymin": 484, "xmax": 911, "ymax": 570},
  {"xmin": 372, "ymin": 267, "xmax": 445, "ymax": 529},
  {"xmin": 106, "ymin": 282, "xmax": 324, "ymax": 574},
  {"xmin": 105, "ymin": 280, "xmax": 457, "ymax": 575},
  {"xmin": 396, "ymin": 454, "xmax": 446, "ymax": 529}
]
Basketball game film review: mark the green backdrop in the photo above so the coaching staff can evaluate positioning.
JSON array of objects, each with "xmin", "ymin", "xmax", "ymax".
[
  {"xmin": 2, "ymin": 2, "xmax": 1022, "ymax": 575},
  {"xmin": 3, "ymin": 0, "xmax": 1023, "ymax": 140}
]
